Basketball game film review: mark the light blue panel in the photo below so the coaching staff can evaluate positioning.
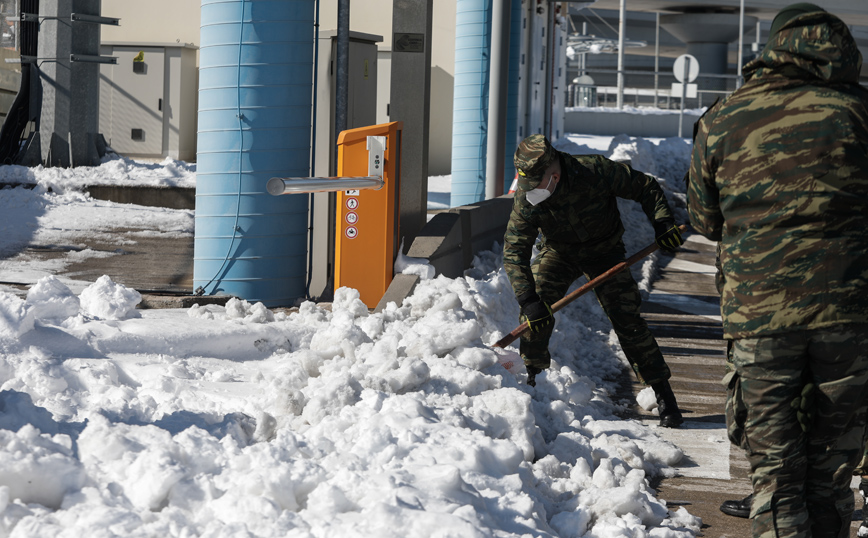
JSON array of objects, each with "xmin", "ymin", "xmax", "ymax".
[
  {"xmin": 197, "ymin": 40, "xmax": 314, "ymax": 67},
  {"xmin": 504, "ymin": 0, "xmax": 521, "ymax": 193},
  {"xmin": 197, "ymin": 107, "xmax": 313, "ymax": 131},
  {"xmin": 194, "ymin": 148, "xmax": 311, "ymax": 175},
  {"xmin": 450, "ymin": 0, "xmax": 492, "ymax": 207},
  {"xmin": 194, "ymin": 0, "xmax": 315, "ymax": 307}
]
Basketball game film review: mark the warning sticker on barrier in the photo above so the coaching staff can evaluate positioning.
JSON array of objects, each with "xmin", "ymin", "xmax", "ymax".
[
  {"xmin": 346, "ymin": 198, "xmax": 359, "ymax": 210},
  {"xmin": 345, "ymin": 226, "xmax": 358, "ymax": 239},
  {"xmin": 346, "ymin": 212, "xmax": 359, "ymax": 225}
]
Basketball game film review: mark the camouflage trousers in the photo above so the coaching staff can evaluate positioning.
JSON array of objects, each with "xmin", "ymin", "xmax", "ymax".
[
  {"xmin": 519, "ymin": 242, "xmax": 671, "ymax": 385},
  {"xmin": 725, "ymin": 324, "xmax": 868, "ymax": 538}
]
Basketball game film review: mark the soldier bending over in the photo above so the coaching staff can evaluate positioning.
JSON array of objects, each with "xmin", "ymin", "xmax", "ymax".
[{"xmin": 503, "ymin": 134, "xmax": 685, "ymax": 428}]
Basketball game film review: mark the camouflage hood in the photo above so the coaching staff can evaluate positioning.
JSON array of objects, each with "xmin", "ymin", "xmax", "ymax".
[{"xmin": 744, "ymin": 11, "xmax": 862, "ymax": 84}]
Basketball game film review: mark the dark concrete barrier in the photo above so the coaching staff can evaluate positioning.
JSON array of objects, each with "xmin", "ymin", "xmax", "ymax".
[
  {"xmin": 86, "ymin": 185, "xmax": 196, "ymax": 210},
  {"xmin": 375, "ymin": 194, "xmax": 514, "ymax": 311}
]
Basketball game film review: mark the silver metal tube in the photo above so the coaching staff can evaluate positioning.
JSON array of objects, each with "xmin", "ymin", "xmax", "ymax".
[
  {"xmin": 267, "ymin": 176, "xmax": 384, "ymax": 196},
  {"xmin": 616, "ymin": 0, "xmax": 626, "ymax": 109},
  {"xmin": 737, "ymin": 0, "xmax": 745, "ymax": 88},
  {"xmin": 678, "ymin": 57, "xmax": 688, "ymax": 137},
  {"xmin": 654, "ymin": 12, "xmax": 659, "ymax": 108},
  {"xmin": 485, "ymin": 0, "xmax": 510, "ymax": 199}
]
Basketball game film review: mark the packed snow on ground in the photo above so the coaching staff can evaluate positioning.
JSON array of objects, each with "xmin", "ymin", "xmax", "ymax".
[{"xmin": 0, "ymin": 134, "xmax": 702, "ymax": 537}]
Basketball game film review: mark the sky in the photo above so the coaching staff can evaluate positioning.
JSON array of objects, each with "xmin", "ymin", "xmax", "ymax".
[{"xmin": 0, "ymin": 133, "xmax": 704, "ymax": 537}]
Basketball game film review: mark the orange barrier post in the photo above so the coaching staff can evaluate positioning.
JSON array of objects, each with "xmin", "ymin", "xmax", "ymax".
[{"xmin": 334, "ymin": 121, "xmax": 402, "ymax": 308}]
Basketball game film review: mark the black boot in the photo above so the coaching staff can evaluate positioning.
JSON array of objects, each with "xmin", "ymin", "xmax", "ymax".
[
  {"xmin": 719, "ymin": 494, "xmax": 752, "ymax": 518},
  {"xmin": 859, "ymin": 478, "xmax": 868, "ymax": 537},
  {"xmin": 526, "ymin": 365, "xmax": 542, "ymax": 387},
  {"xmin": 651, "ymin": 380, "xmax": 683, "ymax": 428}
]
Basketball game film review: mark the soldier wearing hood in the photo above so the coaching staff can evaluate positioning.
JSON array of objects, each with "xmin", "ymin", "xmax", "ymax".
[
  {"xmin": 688, "ymin": 4, "xmax": 868, "ymax": 537},
  {"xmin": 503, "ymin": 133, "xmax": 685, "ymax": 428}
]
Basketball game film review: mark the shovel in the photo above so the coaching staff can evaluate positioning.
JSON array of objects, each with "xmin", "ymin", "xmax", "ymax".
[{"xmin": 493, "ymin": 224, "xmax": 688, "ymax": 349}]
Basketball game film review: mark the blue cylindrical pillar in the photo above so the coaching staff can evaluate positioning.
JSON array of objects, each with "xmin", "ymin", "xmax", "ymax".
[
  {"xmin": 195, "ymin": 0, "xmax": 314, "ymax": 306},
  {"xmin": 503, "ymin": 0, "xmax": 521, "ymax": 194},
  {"xmin": 450, "ymin": 0, "xmax": 491, "ymax": 207}
]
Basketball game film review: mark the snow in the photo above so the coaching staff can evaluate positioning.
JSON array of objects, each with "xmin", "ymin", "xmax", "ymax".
[{"xmin": 0, "ymin": 132, "xmax": 703, "ymax": 537}]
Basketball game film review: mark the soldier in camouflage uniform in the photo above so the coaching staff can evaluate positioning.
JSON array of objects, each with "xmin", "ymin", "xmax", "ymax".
[
  {"xmin": 687, "ymin": 4, "xmax": 868, "ymax": 537},
  {"xmin": 503, "ymin": 133, "xmax": 685, "ymax": 428}
]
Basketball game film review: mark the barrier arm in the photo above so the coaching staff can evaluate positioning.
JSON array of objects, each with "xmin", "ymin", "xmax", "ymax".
[{"xmin": 266, "ymin": 175, "xmax": 384, "ymax": 196}]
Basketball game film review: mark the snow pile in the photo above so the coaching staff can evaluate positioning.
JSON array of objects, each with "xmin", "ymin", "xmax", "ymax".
[
  {"xmin": 0, "ymin": 262, "xmax": 699, "ymax": 536},
  {"xmin": 394, "ymin": 239, "xmax": 436, "ymax": 280},
  {"xmin": 0, "ymin": 134, "xmax": 703, "ymax": 537},
  {"xmin": 0, "ymin": 155, "xmax": 196, "ymax": 191}
]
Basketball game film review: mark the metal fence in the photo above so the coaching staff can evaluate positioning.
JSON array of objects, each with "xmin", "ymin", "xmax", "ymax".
[
  {"xmin": 568, "ymin": 68, "xmax": 739, "ymax": 110},
  {"xmin": 569, "ymin": 66, "xmax": 868, "ymax": 110}
]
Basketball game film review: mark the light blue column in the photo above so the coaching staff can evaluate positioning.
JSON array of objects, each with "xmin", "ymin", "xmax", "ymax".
[
  {"xmin": 450, "ymin": 0, "xmax": 491, "ymax": 207},
  {"xmin": 194, "ymin": 0, "xmax": 314, "ymax": 306}
]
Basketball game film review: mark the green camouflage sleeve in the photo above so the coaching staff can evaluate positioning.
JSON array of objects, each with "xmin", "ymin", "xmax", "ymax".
[
  {"xmin": 687, "ymin": 110, "xmax": 724, "ymax": 241},
  {"xmin": 592, "ymin": 156, "xmax": 673, "ymax": 223},
  {"xmin": 502, "ymin": 196, "xmax": 538, "ymax": 300}
]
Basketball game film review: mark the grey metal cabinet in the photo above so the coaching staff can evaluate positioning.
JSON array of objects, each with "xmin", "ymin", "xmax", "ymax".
[{"xmin": 99, "ymin": 42, "xmax": 197, "ymax": 161}]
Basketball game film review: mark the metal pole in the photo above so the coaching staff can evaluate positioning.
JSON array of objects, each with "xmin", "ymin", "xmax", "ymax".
[
  {"xmin": 486, "ymin": 0, "xmax": 511, "ymax": 199},
  {"xmin": 581, "ymin": 21, "xmax": 587, "ymax": 77},
  {"xmin": 616, "ymin": 0, "xmax": 625, "ymax": 109},
  {"xmin": 335, "ymin": 0, "xmax": 349, "ymax": 149},
  {"xmin": 678, "ymin": 57, "xmax": 688, "ymax": 137},
  {"xmin": 544, "ymin": 1, "xmax": 556, "ymax": 138},
  {"xmin": 756, "ymin": 19, "xmax": 761, "ymax": 55},
  {"xmin": 324, "ymin": 0, "xmax": 350, "ymax": 302},
  {"xmin": 654, "ymin": 11, "xmax": 659, "ymax": 108},
  {"xmin": 736, "ymin": 0, "xmax": 744, "ymax": 88}
]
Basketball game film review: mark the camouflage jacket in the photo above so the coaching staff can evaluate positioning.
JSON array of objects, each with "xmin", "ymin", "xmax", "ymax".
[
  {"xmin": 688, "ymin": 11, "xmax": 868, "ymax": 339},
  {"xmin": 503, "ymin": 152, "xmax": 673, "ymax": 300}
]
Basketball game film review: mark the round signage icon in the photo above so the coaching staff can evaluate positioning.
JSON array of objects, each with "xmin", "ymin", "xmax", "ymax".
[
  {"xmin": 673, "ymin": 54, "xmax": 700, "ymax": 83},
  {"xmin": 345, "ymin": 226, "xmax": 358, "ymax": 239},
  {"xmin": 346, "ymin": 198, "xmax": 359, "ymax": 211},
  {"xmin": 346, "ymin": 212, "xmax": 359, "ymax": 225}
]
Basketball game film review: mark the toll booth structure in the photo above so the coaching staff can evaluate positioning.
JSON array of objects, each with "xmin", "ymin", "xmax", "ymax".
[{"xmin": 334, "ymin": 122, "xmax": 402, "ymax": 308}]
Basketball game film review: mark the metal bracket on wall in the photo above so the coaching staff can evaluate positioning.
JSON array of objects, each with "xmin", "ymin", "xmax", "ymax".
[
  {"xmin": 70, "ymin": 54, "xmax": 118, "ymax": 64},
  {"xmin": 70, "ymin": 13, "xmax": 120, "ymax": 25},
  {"xmin": 20, "ymin": 12, "xmax": 120, "ymax": 26},
  {"xmin": 12, "ymin": 54, "xmax": 117, "ymax": 64}
]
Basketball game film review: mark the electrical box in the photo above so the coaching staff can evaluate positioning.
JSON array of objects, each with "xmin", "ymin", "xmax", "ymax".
[
  {"xmin": 309, "ymin": 30, "xmax": 383, "ymax": 300},
  {"xmin": 99, "ymin": 42, "xmax": 198, "ymax": 161}
]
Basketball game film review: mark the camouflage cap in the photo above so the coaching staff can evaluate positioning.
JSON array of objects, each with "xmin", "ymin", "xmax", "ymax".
[
  {"xmin": 514, "ymin": 134, "xmax": 556, "ymax": 191},
  {"xmin": 768, "ymin": 3, "xmax": 825, "ymax": 39}
]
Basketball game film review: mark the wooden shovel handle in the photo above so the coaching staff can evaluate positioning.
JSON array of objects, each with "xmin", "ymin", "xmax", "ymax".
[{"xmin": 492, "ymin": 224, "xmax": 688, "ymax": 349}]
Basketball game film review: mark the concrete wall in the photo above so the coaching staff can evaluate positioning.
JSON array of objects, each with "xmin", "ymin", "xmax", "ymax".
[{"xmin": 564, "ymin": 107, "xmax": 703, "ymax": 139}]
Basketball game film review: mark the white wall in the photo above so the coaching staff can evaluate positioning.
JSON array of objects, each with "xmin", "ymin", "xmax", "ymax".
[
  {"xmin": 102, "ymin": 0, "xmax": 201, "ymax": 46},
  {"xmin": 103, "ymin": 0, "xmax": 459, "ymax": 174}
]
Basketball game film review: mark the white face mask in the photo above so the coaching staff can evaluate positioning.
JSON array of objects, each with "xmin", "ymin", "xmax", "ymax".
[
  {"xmin": 525, "ymin": 187, "xmax": 552, "ymax": 206},
  {"xmin": 525, "ymin": 174, "xmax": 556, "ymax": 205}
]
